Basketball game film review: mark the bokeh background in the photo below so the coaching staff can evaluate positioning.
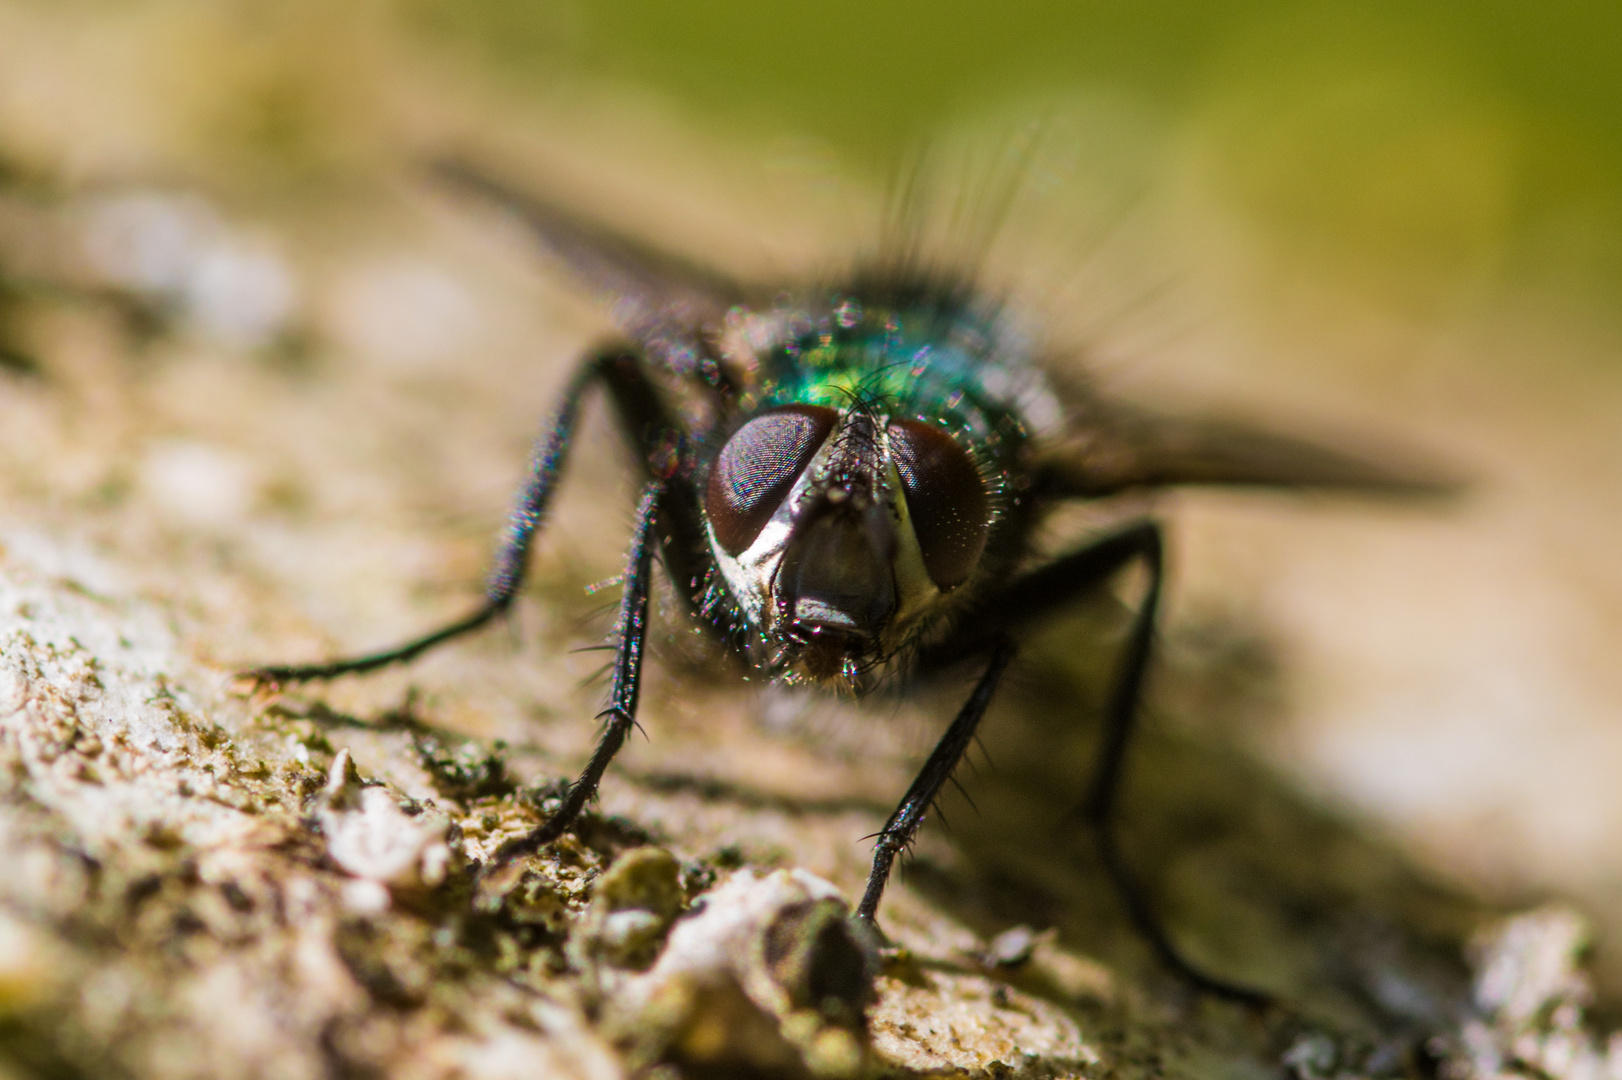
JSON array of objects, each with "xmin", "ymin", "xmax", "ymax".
[{"xmin": 4, "ymin": 0, "xmax": 1622, "ymax": 999}]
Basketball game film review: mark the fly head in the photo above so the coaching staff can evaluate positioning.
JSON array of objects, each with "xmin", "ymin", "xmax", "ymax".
[{"xmin": 704, "ymin": 402, "xmax": 992, "ymax": 683}]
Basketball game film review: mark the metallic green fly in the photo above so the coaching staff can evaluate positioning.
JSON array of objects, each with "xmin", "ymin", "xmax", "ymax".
[{"xmin": 247, "ymin": 160, "xmax": 1455, "ymax": 1005}]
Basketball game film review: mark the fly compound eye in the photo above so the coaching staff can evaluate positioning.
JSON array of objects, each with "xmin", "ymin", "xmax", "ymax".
[
  {"xmin": 887, "ymin": 419, "xmax": 990, "ymax": 590},
  {"xmin": 706, "ymin": 405, "xmax": 839, "ymax": 555}
]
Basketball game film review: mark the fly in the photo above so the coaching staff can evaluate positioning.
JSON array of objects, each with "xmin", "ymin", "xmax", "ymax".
[{"xmin": 245, "ymin": 159, "xmax": 1458, "ymax": 1006}]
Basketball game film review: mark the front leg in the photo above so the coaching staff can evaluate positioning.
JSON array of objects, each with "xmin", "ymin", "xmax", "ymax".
[
  {"xmin": 492, "ymin": 481, "xmax": 662, "ymax": 863},
  {"xmin": 857, "ymin": 636, "xmax": 1017, "ymax": 923}
]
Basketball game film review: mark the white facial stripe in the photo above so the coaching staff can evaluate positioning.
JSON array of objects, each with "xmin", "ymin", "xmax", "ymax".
[{"xmin": 708, "ymin": 430, "xmax": 832, "ymax": 631}]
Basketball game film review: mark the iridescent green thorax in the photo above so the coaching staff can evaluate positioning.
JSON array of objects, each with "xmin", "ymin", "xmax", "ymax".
[{"xmin": 738, "ymin": 291, "xmax": 1053, "ymax": 476}]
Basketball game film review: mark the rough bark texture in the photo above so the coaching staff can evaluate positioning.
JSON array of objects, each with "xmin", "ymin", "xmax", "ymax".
[{"xmin": 0, "ymin": 4, "xmax": 1620, "ymax": 1078}]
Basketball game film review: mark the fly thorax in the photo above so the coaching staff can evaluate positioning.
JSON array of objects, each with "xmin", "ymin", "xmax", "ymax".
[{"xmin": 704, "ymin": 404, "xmax": 991, "ymax": 682}]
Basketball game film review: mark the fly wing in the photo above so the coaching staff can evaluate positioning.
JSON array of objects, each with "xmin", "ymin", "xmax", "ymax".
[
  {"xmin": 428, "ymin": 158, "xmax": 747, "ymax": 370},
  {"xmin": 1039, "ymin": 399, "xmax": 1466, "ymax": 499}
]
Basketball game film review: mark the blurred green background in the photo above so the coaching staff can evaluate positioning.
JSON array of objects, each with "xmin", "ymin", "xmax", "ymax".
[
  {"xmin": 10, "ymin": 0, "xmax": 1615, "ymax": 356},
  {"xmin": 405, "ymin": 0, "xmax": 1622, "ymax": 327},
  {"xmin": 412, "ymin": 0, "xmax": 1622, "ymax": 165}
]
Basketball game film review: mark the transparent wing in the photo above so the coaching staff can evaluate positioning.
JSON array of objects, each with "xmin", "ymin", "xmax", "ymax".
[
  {"xmin": 1038, "ymin": 400, "xmax": 1467, "ymax": 499},
  {"xmin": 428, "ymin": 158, "xmax": 747, "ymax": 364}
]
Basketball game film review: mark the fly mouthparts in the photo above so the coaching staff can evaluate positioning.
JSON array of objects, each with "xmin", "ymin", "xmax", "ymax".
[
  {"xmin": 785, "ymin": 621, "xmax": 871, "ymax": 682},
  {"xmin": 788, "ymin": 599, "xmax": 869, "ymax": 638}
]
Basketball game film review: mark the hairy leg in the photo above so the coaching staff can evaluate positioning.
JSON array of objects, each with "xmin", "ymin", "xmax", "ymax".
[
  {"xmin": 491, "ymin": 482, "xmax": 663, "ymax": 862},
  {"xmin": 856, "ymin": 636, "xmax": 1017, "ymax": 922},
  {"xmin": 243, "ymin": 348, "xmax": 717, "ymax": 683}
]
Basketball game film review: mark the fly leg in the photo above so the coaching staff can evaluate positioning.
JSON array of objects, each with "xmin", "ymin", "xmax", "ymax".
[
  {"xmin": 917, "ymin": 520, "xmax": 1271, "ymax": 1006},
  {"xmin": 856, "ymin": 636, "xmax": 1017, "ymax": 923},
  {"xmin": 240, "ymin": 343, "xmax": 724, "ymax": 866},
  {"xmin": 242, "ymin": 354, "xmax": 603, "ymax": 684},
  {"xmin": 491, "ymin": 482, "xmax": 662, "ymax": 862},
  {"xmin": 242, "ymin": 348, "xmax": 717, "ymax": 684},
  {"xmin": 1069, "ymin": 524, "xmax": 1271, "ymax": 1005}
]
